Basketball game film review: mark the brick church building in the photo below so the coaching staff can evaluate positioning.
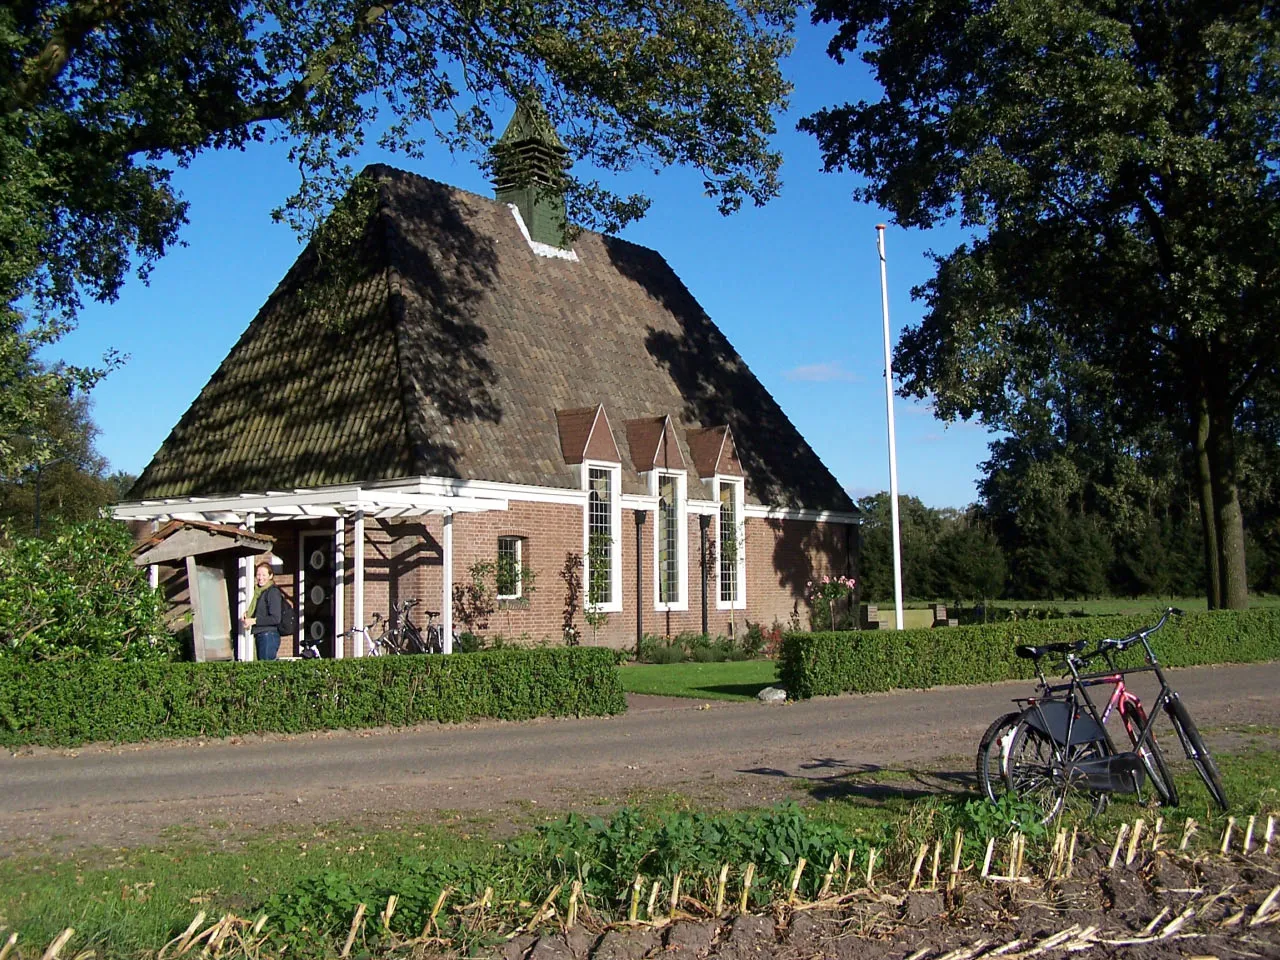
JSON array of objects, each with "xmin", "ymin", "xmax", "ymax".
[{"xmin": 115, "ymin": 102, "xmax": 859, "ymax": 657}]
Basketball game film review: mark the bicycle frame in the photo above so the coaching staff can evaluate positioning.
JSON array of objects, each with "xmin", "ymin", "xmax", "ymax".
[{"xmin": 1013, "ymin": 611, "xmax": 1181, "ymax": 794}]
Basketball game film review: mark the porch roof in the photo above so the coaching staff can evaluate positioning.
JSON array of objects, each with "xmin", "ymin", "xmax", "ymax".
[{"xmin": 112, "ymin": 482, "xmax": 508, "ymax": 524}]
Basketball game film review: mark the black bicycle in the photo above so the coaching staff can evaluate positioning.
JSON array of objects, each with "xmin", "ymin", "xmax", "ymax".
[{"xmin": 989, "ymin": 609, "xmax": 1227, "ymax": 823}]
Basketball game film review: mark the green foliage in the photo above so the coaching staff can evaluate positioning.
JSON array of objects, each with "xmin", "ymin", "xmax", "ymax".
[
  {"xmin": 957, "ymin": 795, "xmax": 1051, "ymax": 847},
  {"xmin": 0, "ymin": 518, "xmax": 175, "ymax": 662},
  {"xmin": 527, "ymin": 803, "xmax": 853, "ymax": 906},
  {"xmin": 635, "ymin": 631, "xmax": 762, "ymax": 663},
  {"xmin": 858, "ymin": 494, "xmax": 1009, "ymax": 604},
  {"xmin": 0, "ymin": 376, "xmax": 123, "ymax": 536},
  {"xmin": 262, "ymin": 803, "xmax": 857, "ymax": 943},
  {"xmin": 453, "ymin": 559, "xmax": 498, "ymax": 633},
  {"xmin": 1, "ymin": 0, "xmax": 795, "ymax": 382},
  {"xmin": 0, "ymin": 318, "xmax": 118, "ymax": 478},
  {"xmin": 0, "ymin": 647, "xmax": 625, "ymax": 747},
  {"xmin": 779, "ymin": 609, "xmax": 1280, "ymax": 700}
]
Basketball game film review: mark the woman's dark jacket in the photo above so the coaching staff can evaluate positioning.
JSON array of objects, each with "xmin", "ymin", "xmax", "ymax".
[{"xmin": 252, "ymin": 585, "xmax": 283, "ymax": 635}]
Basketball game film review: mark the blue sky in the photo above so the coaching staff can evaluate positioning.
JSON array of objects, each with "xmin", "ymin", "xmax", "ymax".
[{"xmin": 51, "ymin": 18, "xmax": 994, "ymax": 509}]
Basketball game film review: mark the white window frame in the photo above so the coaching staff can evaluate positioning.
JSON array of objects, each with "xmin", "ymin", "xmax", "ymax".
[
  {"xmin": 650, "ymin": 469, "xmax": 688, "ymax": 612},
  {"xmin": 496, "ymin": 536, "xmax": 523, "ymax": 600},
  {"xmin": 582, "ymin": 461, "xmax": 623, "ymax": 613},
  {"xmin": 716, "ymin": 476, "xmax": 747, "ymax": 611}
]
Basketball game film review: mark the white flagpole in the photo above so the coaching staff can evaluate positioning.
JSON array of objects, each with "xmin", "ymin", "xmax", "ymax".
[{"xmin": 876, "ymin": 224, "xmax": 905, "ymax": 631}]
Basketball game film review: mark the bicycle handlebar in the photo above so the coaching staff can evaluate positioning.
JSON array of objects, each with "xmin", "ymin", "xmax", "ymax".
[{"xmin": 1095, "ymin": 606, "xmax": 1181, "ymax": 654}]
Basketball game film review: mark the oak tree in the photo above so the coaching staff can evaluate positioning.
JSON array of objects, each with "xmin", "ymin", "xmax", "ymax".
[
  {"xmin": 1, "ymin": 0, "xmax": 797, "ymax": 469},
  {"xmin": 803, "ymin": 0, "xmax": 1280, "ymax": 607}
]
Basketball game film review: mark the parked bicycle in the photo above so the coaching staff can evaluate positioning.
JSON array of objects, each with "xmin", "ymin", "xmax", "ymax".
[
  {"xmin": 341, "ymin": 600, "xmax": 444, "ymax": 656},
  {"xmin": 978, "ymin": 608, "xmax": 1228, "ymax": 823},
  {"xmin": 327, "ymin": 599, "xmax": 455, "ymax": 657}
]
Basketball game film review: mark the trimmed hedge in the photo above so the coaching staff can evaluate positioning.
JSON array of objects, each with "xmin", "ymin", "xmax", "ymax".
[
  {"xmin": 0, "ymin": 647, "xmax": 626, "ymax": 747},
  {"xmin": 779, "ymin": 609, "xmax": 1280, "ymax": 700}
]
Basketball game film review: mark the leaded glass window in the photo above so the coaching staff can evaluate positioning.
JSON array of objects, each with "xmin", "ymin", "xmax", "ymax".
[
  {"xmin": 497, "ymin": 536, "xmax": 522, "ymax": 599},
  {"xmin": 658, "ymin": 474, "xmax": 680, "ymax": 604},
  {"xmin": 719, "ymin": 481, "xmax": 739, "ymax": 603},
  {"xmin": 588, "ymin": 467, "xmax": 613, "ymax": 604}
]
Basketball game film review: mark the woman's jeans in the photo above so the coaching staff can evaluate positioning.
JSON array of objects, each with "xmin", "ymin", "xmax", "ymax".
[{"xmin": 255, "ymin": 629, "xmax": 281, "ymax": 661}]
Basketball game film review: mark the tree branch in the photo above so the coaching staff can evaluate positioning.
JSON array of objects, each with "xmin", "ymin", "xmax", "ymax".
[{"xmin": 5, "ymin": 0, "xmax": 132, "ymax": 113}]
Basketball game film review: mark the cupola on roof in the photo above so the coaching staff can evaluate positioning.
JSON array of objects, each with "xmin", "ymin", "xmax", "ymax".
[{"xmin": 492, "ymin": 96, "xmax": 569, "ymax": 248}]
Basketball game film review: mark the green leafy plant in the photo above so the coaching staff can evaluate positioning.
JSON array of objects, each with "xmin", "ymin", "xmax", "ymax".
[
  {"xmin": 0, "ymin": 517, "xmax": 177, "ymax": 661},
  {"xmin": 453, "ymin": 560, "xmax": 497, "ymax": 633},
  {"xmin": 957, "ymin": 795, "xmax": 1051, "ymax": 849}
]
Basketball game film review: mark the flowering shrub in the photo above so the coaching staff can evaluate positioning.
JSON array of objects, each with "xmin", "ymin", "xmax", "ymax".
[{"xmin": 804, "ymin": 574, "xmax": 857, "ymax": 631}]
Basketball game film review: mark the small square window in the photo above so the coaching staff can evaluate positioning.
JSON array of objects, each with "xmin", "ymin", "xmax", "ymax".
[{"xmin": 497, "ymin": 536, "xmax": 523, "ymax": 599}]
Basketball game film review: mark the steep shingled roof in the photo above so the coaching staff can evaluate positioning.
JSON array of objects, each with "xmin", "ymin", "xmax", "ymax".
[{"xmin": 132, "ymin": 165, "xmax": 854, "ymax": 512}]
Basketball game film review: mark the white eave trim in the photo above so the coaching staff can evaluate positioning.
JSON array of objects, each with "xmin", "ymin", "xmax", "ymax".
[
  {"xmin": 113, "ymin": 484, "xmax": 508, "ymax": 522},
  {"xmin": 382, "ymin": 475, "xmax": 588, "ymax": 506},
  {"xmin": 744, "ymin": 504, "xmax": 862, "ymax": 524}
]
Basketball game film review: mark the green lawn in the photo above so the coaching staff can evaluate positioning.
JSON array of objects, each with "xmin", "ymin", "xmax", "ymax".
[
  {"xmin": 0, "ymin": 819, "xmax": 491, "ymax": 958},
  {"xmin": 619, "ymin": 659, "xmax": 779, "ymax": 700}
]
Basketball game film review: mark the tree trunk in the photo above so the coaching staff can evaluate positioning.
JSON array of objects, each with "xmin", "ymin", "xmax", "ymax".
[
  {"xmin": 1191, "ymin": 385, "xmax": 1221, "ymax": 608},
  {"xmin": 1207, "ymin": 390, "xmax": 1249, "ymax": 609}
]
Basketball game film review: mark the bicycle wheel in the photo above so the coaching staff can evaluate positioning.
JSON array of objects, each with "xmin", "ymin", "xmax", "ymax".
[
  {"xmin": 1166, "ymin": 697, "xmax": 1229, "ymax": 811},
  {"xmin": 1005, "ymin": 724, "xmax": 1108, "ymax": 825},
  {"xmin": 976, "ymin": 711, "xmax": 1023, "ymax": 803},
  {"xmin": 1119, "ymin": 701, "xmax": 1178, "ymax": 807}
]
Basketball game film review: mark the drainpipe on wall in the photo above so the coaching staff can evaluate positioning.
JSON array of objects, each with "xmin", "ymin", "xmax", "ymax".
[
  {"xmin": 634, "ymin": 511, "xmax": 645, "ymax": 656},
  {"xmin": 699, "ymin": 514, "xmax": 711, "ymax": 636}
]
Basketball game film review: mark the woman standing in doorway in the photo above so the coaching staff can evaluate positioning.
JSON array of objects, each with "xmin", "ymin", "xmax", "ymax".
[{"xmin": 243, "ymin": 561, "xmax": 283, "ymax": 660}]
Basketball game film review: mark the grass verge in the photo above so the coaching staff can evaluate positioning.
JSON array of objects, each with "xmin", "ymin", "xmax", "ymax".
[{"xmin": 618, "ymin": 660, "xmax": 778, "ymax": 700}]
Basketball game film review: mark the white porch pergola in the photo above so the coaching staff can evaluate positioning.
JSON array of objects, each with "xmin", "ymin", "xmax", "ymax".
[{"xmin": 114, "ymin": 483, "xmax": 508, "ymax": 659}]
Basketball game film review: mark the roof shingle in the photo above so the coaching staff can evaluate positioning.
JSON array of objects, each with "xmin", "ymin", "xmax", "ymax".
[{"xmin": 132, "ymin": 166, "xmax": 853, "ymax": 513}]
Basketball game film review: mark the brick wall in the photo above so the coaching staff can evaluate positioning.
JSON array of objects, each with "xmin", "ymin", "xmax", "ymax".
[
  {"xmin": 206, "ymin": 501, "xmax": 857, "ymax": 658},
  {"xmin": 253, "ymin": 502, "xmax": 853, "ymax": 655}
]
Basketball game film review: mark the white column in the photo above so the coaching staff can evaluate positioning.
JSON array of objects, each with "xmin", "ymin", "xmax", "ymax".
[
  {"xmin": 237, "ymin": 556, "xmax": 252, "ymax": 660},
  {"xmin": 442, "ymin": 509, "xmax": 454, "ymax": 654},
  {"xmin": 147, "ymin": 519, "xmax": 159, "ymax": 591},
  {"xmin": 353, "ymin": 509, "xmax": 366, "ymax": 657},
  {"xmin": 238, "ymin": 513, "xmax": 256, "ymax": 660},
  {"xmin": 334, "ymin": 515, "xmax": 346, "ymax": 658}
]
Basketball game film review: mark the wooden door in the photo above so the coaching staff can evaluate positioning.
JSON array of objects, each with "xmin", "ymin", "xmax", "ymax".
[{"xmin": 299, "ymin": 532, "xmax": 336, "ymax": 658}]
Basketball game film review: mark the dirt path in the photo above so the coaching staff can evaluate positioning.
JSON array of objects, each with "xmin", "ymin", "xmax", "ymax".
[{"xmin": 2, "ymin": 662, "xmax": 1277, "ymax": 851}]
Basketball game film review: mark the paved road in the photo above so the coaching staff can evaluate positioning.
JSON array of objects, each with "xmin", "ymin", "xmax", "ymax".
[{"xmin": 2, "ymin": 662, "xmax": 1277, "ymax": 849}]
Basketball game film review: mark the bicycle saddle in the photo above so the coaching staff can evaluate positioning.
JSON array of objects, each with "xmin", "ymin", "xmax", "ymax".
[{"xmin": 1014, "ymin": 639, "xmax": 1087, "ymax": 660}]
